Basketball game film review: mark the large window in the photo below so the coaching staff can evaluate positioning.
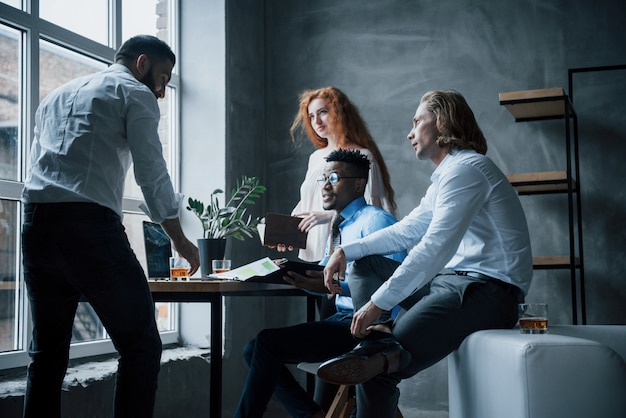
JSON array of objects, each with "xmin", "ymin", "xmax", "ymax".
[{"xmin": 0, "ymin": 0, "xmax": 180, "ymax": 369}]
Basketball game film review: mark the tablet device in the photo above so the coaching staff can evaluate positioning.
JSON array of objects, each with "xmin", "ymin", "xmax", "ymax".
[{"xmin": 262, "ymin": 213, "xmax": 308, "ymax": 249}]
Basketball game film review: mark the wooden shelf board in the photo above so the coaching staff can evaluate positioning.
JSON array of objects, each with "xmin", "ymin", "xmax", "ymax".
[
  {"xmin": 507, "ymin": 171, "xmax": 577, "ymax": 194},
  {"xmin": 0, "ymin": 281, "xmax": 16, "ymax": 290},
  {"xmin": 514, "ymin": 184, "xmax": 572, "ymax": 194},
  {"xmin": 499, "ymin": 87, "xmax": 567, "ymax": 121},
  {"xmin": 532, "ymin": 256, "xmax": 580, "ymax": 269},
  {"xmin": 499, "ymin": 87, "xmax": 565, "ymax": 102},
  {"xmin": 507, "ymin": 171, "xmax": 567, "ymax": 184}
]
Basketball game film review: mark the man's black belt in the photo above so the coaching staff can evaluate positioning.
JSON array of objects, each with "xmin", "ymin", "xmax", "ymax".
[
  {"xmin": 454, "ymin": 270, "xmax": 493, "ymax": 280},
  {"xmin": 455, "ymin": 270, "xmax": 523, "ymax": 302}
]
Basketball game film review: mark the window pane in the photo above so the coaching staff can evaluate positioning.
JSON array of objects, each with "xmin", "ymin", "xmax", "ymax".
[
  {"xmin": 71, "ymin": 302, "xmax": 104, "ymax": 343},
  {"xmin": 39, "ymin": 40, "xmax": 107, "ymax": 103},
  {"xmin": 40, "ymin": 0, "xmax": 108, "ymax": 45},
  {"xmin": 0, "ymin": 199, "xmax": 20, "ymax": 353},
  {"xmin": 159, "ymin": 87, "xmax": 174, "ymax": 166},
  {"xmin": 0, "ymin": 1, "xmax": 20, "ymax": 9},
  {"xmin": 123, "ymin": 0, "xmax": 171, "ymax": 46},
  {"xmin": 0, "ymin": 25, "xmax": 20, "ymax": 182}
]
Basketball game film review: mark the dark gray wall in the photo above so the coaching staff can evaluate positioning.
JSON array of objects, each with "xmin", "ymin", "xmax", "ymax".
[{"xmin": 225, "ymin": 0, "xmax": 626, "ymax": 415}]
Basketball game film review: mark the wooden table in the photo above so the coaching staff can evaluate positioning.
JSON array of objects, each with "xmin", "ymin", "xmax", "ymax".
[{"xmin": 149, "ymin": 280, "xmax": 315, "ymax": 418}]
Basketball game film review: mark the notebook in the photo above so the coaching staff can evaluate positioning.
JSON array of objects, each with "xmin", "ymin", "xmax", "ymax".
[
  {"xmin": 142, "ymin": 221, "xmax": 172, "ymax": 280},
  {"xmin": 258, "ymin": 213, "xmax": 308, "ymax": 249},
  {"xmin": 209, "ymin": 257, "xmax": 324, "ymax": 284}
]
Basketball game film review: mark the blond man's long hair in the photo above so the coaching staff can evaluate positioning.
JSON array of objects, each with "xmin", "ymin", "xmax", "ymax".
[{"xmin": 421, "ymin": 90, "xmax": 488, "ymax": 155}]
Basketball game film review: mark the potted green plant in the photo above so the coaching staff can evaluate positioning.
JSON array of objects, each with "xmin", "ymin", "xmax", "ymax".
[{"xmin": 186, "ymin": 175, "xmax": 266, "ymax": 276}]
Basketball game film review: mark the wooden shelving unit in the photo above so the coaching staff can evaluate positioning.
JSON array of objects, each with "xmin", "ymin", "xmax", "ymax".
[{"xmin": 500, "ymin": 87, "xmax": 586, "ymax": 324}]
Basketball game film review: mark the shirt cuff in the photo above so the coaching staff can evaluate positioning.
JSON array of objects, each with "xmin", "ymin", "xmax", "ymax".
[
  {"xmin": 371, "ymin": 285, "xmax": 396, "ymax": 311},
  {"xmin": 339, "ymin": 241, "xmax": 366, "ymax": 261},
  {"xmin": 139, "ymin": 192, "xmax": 183, "ymax": 223}
]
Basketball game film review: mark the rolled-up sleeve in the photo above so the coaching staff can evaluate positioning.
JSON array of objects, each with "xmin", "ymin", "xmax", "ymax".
[{"xmin": 126, "ymin": 90, "xmax": 181, "ymax": 222}]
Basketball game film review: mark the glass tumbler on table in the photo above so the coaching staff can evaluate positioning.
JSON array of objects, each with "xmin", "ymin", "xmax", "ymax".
[
  {"xmin": 212, "ymin": 259, "xmax": 232, "ymax": 274},
  {"xmin": 518, "ymin": 303, "xmax": 548, "ymax": 334},
  {"xmin": 169, "ymin": 257, "xmax": 190, "ymax": 281}
]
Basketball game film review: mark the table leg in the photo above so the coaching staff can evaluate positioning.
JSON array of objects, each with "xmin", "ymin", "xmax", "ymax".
[
  {"xmin": 306, "ymin": 295, "xmax": 316, "ymax": 322},
  {"xmin": 306, "ymin": 295, "xmax": 316, "ymax": 394},
  {"xmin": 210, "ymin": 296, "xmax": 223, "ymax": 418},
  {"xmin": 208, "ymin": 292, "xmax": 313, "ymax": 416}
]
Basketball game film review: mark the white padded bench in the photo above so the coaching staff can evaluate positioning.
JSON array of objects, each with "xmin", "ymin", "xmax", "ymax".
[{"xmin": 448, "ymin": 325, "xmax": 626, "ymax": 418}]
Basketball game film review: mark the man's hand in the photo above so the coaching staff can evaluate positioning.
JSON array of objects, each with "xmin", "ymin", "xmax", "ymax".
[
  {"xmin": 282, "ymin": 270, "xmax": 328, "ymax": 294},
  {"xmin": 160, "ymin": 218, "xmax": 200, "ymax": 275},
  {"xmin": 172, "ymin": 238, "xmax": 200, "ymax": 276},
  {"xmin": 323, "ymin": 248, "xmax": 347, "ymax": 294},
  {"xmin": 350, "ymin": 300, "xmax": 383, "ymax": 339}
]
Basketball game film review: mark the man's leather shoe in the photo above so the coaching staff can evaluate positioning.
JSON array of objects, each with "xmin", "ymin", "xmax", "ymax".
[{"xmin": 316, "ymin": 336, "xmax": 411, "ymax": 385}]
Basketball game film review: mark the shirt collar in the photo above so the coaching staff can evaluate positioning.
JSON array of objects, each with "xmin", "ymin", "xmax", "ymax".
[
  {"xmin": 430, "ymin": 148, "xmax": 474, "ymax": 181},
  {"xmin": 109, "ymin": 63, "xmax": 140, "ymax": 82},
  {"xmin": 110, "ymin": 63, "xmax": 132, "ymax": 74},
  {"xmin": 337, "ymin": 196, "xmax": 367, "ymax": 225}
]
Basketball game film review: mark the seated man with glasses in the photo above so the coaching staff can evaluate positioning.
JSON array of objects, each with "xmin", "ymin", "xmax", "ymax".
[{"xmin": 234, "ymin": 149, "xmax": 407, "ymax": 418}]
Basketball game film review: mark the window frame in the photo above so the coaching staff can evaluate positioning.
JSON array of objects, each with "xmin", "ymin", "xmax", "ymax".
[{"xmin": 0, "ymin": 0, "xmax": 181, "ymax": 371}]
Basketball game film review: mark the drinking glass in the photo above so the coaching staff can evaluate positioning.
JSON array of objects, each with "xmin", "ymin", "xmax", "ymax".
[
  {"xmin": 169, "ymin": 257, "xmax": 190, "ymax": 281},
  {"xmin": 212, "ymin": 259, "xmax": 232, "ymax": 274},
  {"xmin": 518, "ymin": 303, "xmax": 548, "ymax": 334}
]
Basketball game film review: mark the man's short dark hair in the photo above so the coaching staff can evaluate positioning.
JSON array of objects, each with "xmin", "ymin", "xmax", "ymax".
[
  {"xmin": 325, "ymin": 148, "xmax": 370, "ymax": 179},
  {"xmin": 115, "ymin": 35, "xmax": 176, "ymax": 66}
]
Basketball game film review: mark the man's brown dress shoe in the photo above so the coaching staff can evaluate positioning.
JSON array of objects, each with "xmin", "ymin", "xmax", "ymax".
[{"xmin": 316, "ymin": 337, "xmax": 411, "ymax": 385}]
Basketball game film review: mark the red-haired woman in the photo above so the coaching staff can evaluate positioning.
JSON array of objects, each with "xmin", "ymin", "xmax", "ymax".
[{"xmin": 290, "ymin": 86, "xmax": 396, "ymax": 262}]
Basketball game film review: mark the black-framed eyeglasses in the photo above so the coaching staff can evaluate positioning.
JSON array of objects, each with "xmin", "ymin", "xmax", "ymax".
[{"xmin": 317, "ymin": 172, "xmax": 363, "ymax": 186}]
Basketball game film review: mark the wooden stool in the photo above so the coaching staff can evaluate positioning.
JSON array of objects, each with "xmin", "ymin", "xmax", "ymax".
[{"xmin": 297, "ymin": 362, "xmax": 404, "ymax": 418}]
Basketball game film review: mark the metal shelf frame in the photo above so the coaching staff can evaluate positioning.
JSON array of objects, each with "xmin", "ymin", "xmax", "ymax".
[
  {"xmin": 500, "ymin": 88, "xmax": 585, "ymax": 324},
  {"xmin": 565, "ymin": 64, "xmax": 626, "ymax": 324}
]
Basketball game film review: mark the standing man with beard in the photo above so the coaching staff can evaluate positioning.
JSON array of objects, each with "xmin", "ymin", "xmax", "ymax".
[{"xmin": 21, "ymin": 35, "xmax": 199, "ymax": 418}]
